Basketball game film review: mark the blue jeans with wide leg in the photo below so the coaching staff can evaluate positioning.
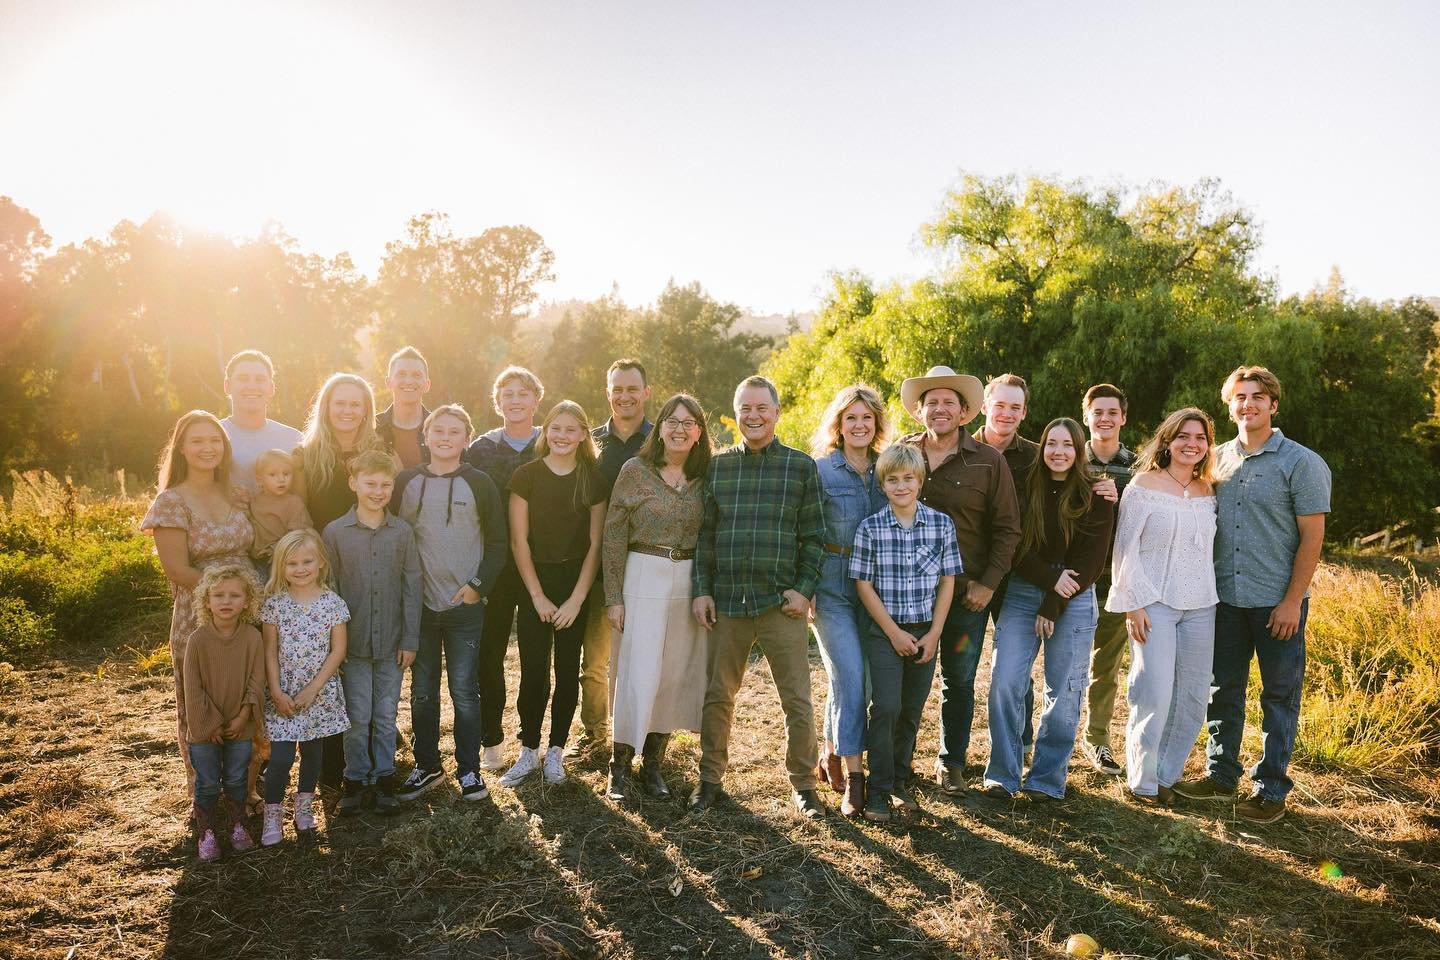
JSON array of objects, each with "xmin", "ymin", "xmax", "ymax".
[
  {"xmin": 411, "ymin": 600, "xmax": 485, "ymax": 778},
  {"xmin": 812, "ymin": 551, "xmax": 869, "ymax": 757},
  {"xmin": 1205, "ymin": 600, "xmax": 1307, "ymax": 802},
  {"xmin": 984, "ymin": 580, "xmax": 1098, "ymax": 798}
]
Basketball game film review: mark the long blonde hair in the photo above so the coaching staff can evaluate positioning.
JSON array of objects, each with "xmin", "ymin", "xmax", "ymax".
[
  {"xmin": 809, "ymin": 384, "xmax": 891, "ymax": 460},
  {"xmin": 535, "ymin": 400, "xmax": 601, "ymax": 511},
  {"xmin": 157, "ymin": 410, "xmax": 233, "ymax": 491},
  {"xmin": 264, "ymin": 528, "xmax": 331, "ymax": 596},
  {"xmin": 299, "ymin": 373, "xmax": 382, "ymax": 493},
  {"xmin": 1135, "ymin": 407, "xmax": 1217, "ymax": 484}
]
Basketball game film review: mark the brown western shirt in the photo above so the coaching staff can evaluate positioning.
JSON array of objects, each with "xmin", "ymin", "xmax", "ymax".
[{"xmin": 898, "ymin": 430, "xmax": 1021, "ymax": 592}]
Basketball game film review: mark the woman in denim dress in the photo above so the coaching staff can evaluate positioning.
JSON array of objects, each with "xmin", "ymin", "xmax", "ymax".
[{"xmin": 808, "ymin": 385, "xmax": 890, "ymax": 815}]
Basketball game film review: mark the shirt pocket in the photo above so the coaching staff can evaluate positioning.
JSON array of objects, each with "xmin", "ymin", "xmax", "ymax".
[{"xmin": 915, "ymin": 545, "xmax": 942, "ymax": 576}]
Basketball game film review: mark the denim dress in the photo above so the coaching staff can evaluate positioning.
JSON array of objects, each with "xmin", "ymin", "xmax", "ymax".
[{"xmin": 812, "ymin": 449, "xmax": 887, "ymax": 757}]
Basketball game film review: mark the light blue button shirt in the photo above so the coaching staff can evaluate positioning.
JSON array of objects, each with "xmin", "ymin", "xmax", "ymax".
[{"xmin": 1213, "ymin": 428, "xmax": 1331, "ymax": 608}]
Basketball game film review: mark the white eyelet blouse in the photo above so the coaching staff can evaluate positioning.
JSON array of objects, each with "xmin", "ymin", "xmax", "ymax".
[{"xmin": 1104, "ymin": 483, "xmax": 1219, "ymax": 613}]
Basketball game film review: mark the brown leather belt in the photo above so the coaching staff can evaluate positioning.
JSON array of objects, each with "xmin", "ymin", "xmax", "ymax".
[
  {"xmin": 629, "ymin": 542, "xmax": 695, "ymax": 561},
  {"xmin": 824, "ymin": 543, "xmax": 851, "ymax": 556}
]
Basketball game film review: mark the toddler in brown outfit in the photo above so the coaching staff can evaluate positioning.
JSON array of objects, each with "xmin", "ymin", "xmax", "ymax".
[{"xmin": 248, "ymin": 448, "xmax": 313, "ymax": 579}]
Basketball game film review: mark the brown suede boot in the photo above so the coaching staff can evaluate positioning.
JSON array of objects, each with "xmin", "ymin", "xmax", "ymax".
[{"xmin": 640, "ymin": 733, "xmax": 672, "ymax": 798}]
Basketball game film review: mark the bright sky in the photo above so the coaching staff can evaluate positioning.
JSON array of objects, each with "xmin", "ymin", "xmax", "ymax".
[{"xmin": 1, "ymin": 1, "xmax": 1436, "ymax": 313}]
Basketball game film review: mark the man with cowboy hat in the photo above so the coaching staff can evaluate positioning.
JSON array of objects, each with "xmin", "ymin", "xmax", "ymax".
[{"xmin": 897, "ymin": 365, "xmax": 1022, "ymax": 796}]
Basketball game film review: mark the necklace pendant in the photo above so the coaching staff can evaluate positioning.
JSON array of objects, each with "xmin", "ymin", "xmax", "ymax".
[{"xmin": 1183, "ymin": 488, "xmax": 1190, "ymax": 498}]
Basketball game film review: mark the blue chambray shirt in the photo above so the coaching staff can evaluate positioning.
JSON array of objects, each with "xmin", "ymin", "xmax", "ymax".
[
  {"xmin": 1213, "ymin": 429, "xmax": 1331, "ymax": 608},
  {"xmin": 816, "ymin": 450, "xmax": 887, "ymax": 550},
  {"xmin": 849, "ymin": 503, "xmax": 963, "ymax": 624}
]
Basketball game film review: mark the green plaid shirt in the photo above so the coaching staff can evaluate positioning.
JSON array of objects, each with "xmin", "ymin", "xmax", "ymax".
[{"xmin": 693, "ymin": 438, "xmax": 825, "ymax": 617}]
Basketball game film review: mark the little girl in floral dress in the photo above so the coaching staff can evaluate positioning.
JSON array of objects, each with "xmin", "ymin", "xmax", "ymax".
[{"xmin": 260, "ymin": 528, "xmax": 350, "ymax": 846}]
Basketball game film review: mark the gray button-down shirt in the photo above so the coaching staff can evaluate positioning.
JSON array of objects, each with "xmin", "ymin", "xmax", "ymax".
[
  {"xmin": 1213, "ymin": 429, "xmax": 1331, "ymax": 608},
  {"xmin": 322, "ymin": 508, "xmax": 423, "ymax": 658}
]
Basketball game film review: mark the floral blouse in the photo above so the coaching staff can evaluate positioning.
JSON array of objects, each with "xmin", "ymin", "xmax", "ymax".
[{"xmin": 601, "ymin": 458, "xmax": 704, "ymax": 605}]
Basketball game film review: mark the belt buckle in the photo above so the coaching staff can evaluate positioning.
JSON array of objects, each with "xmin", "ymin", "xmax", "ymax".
[{"xmin": 666, "ymin": 545, "xmax": 679, "ymax": 562}]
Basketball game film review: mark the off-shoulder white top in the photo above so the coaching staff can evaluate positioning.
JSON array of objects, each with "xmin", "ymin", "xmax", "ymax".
[{"xmin": 1105, "ymin": 483, "xmax": 1219, "ymax": 613}]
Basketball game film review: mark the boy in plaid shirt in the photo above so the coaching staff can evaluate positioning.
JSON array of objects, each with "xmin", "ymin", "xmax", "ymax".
[{"xmin": 850, "ymin": 443, "xmax": 961, "ymax": 822}]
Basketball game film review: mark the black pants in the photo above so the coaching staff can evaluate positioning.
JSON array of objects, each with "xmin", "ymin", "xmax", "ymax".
[
  {"xmin": 478, "ymin": 563, "xmax": 525, "ymax": 748},
  {"xmin": 515, "ymin": 560, "xmax": 590, "ymax": 751}
]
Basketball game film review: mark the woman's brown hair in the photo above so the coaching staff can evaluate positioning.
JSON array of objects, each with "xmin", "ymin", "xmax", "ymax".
[
  {"xmin": 157, "ymin": 410, "xmax": 233, "ymax": 491},
  {"xmin": 638, "ymin": 394, "xmax": 714, "ymax": 481},
  {"xmin": 1018, "ymin": 417, "xmax": 1098, "ymax": 558}
]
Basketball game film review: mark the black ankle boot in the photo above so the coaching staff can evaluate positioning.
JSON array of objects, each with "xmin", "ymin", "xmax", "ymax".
[
  {"xmin": 640, "ymin": 732, "xmax": 672, "ymax": 798},
  {"xmin": 607, "ymin": 743, "xmax": 636, "ymax": 801}
]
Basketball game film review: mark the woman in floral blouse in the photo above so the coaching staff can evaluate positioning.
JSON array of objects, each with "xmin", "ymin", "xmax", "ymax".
[{"xmin": 601, "ymin": 394, "xmax": 713, "ymax": 802}]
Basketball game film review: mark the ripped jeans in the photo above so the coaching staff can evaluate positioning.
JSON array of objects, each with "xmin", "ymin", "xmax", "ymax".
[
  {"xmin": 983, "ymin": 579, "xmax": 1098, "ymax": 799},
  {"xmin": 411, "ymin": 600, "xmax": 485, "ymax": 778}
]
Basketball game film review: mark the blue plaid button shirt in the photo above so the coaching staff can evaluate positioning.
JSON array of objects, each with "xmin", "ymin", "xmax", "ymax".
[{"xmin": 848, "ymin": 502, "xmax": 963, "ymax": 624}]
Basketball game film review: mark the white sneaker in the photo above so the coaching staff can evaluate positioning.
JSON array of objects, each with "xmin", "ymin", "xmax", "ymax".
[
  {"xmin": 543, "ymin": 745, "xmax": 567, "ymax": 784},
  {"xmin": 481, "ymin": 745, "xmax": 505, "ymax": 771},
  {"xmin": 499, "ymin": 747, "xmax": 539, "ymax": 787}
]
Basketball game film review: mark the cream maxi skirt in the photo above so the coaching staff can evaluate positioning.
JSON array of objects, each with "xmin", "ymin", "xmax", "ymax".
[{"xmin": 609, "ymin": 551, "xmax": 707, "ymax": 748}]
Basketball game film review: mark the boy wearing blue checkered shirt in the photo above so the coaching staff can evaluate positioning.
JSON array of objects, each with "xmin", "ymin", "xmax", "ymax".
[{"xmin": 850, "ymin": 444, "xmax": 962, "ymax": 822}]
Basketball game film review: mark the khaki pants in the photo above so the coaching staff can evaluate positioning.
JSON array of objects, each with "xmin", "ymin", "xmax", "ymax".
[
  {"xmin": 579, "ymin": 582, "xmax": 611, "ymax": 736},
  {"xmin": 1085, "ymin": 607, "xmax": 1130, "ymax": 748},
  {"xmin": 699, "ymin": 607, "xmax": 818, "ymax": 791}
]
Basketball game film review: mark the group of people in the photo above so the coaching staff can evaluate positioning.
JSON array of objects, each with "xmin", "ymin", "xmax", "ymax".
[{"xmin": 144, "ymin": 346, "xmax": 1329, "ymax": 860}]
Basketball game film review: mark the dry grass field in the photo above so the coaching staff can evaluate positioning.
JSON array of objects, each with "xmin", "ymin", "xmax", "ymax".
[{"xmin": 3, "ymin": 608, "xmax": 1438, "ymax": 960}]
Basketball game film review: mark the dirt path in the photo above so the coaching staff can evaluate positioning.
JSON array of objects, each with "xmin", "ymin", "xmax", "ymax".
[{"xmin": 3, "ymin": 630, "xmax": 1438, "ymax": 960}]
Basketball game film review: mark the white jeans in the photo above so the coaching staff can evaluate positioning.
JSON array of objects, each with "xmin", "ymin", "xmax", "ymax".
[{"xmin": 1124, "ymin": 602, "xmax": 1216, "ymax": 795}]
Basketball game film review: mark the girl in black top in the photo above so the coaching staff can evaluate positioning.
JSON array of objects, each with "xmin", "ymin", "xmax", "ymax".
[{"xmin": 498, "ymin": 400, "xmax": 607, "ymax": 787}]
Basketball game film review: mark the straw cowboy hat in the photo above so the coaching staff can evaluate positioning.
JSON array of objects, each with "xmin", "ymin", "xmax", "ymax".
[{"xmin": 899, "ymin": 365, "xmax": 984, "ymax": 425}]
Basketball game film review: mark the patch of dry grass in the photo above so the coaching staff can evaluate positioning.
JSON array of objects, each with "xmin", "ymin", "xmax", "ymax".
[{"xmin": 2, "ymin": 614, "xmax": 1438, "ymax": 960}]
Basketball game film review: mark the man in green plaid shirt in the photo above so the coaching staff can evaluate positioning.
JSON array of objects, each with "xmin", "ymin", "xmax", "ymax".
[{"xmin": 689, "ymin": 376, "xmax": 828, "ymax": 818}]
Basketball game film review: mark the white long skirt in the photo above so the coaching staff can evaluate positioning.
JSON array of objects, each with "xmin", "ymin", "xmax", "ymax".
[{"xmin": 609, "ymin": 552, "xmax": 707, "ymax": 748}]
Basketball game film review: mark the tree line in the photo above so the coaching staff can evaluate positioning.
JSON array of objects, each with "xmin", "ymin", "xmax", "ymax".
[
  {"xmin": 763, "ymin": 175, "xmax": 1440, "ymax": 539},
  {"xmin": 0, "ymin": 200, "xmax": 774, "ymax": 488},
  {"xmin": 3, "ymin": 176, "xmax": 1436, "ymax": 539}
]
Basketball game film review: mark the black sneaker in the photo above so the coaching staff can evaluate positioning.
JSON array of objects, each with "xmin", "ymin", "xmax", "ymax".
[
  {"xmin": 397, "ymin": 766, "xmax": 444, "ymax": 801},
  {"xmin": 1087, "ymin": 743, "xmax": 1124, "ymax": 777},
  {"xmin": 458, "ymin": 771, "xmax": 489, "ymax": 801},
  {"xmin": 337, "ymin": 778, "xmax": 367, "ymax": 817},
  {"xmin": 373, "ymin": 775, "xmax": 401, "ymax": 815}
]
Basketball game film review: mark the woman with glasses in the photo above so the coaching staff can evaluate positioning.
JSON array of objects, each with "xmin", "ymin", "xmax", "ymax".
[{"xmin": 600, "ymin": 394, "xmax": 714, "ymax": 802}]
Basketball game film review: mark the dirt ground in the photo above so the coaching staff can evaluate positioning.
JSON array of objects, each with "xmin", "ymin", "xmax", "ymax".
[{"xmin": 3, "ymin": 616, "xmax": 1438, "ymax": 960}]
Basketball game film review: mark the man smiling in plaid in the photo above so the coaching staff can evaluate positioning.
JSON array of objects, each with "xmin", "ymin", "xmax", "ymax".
[{"xmin": 689, "ymin": 375, "xmax": 828, "ymax": 819}]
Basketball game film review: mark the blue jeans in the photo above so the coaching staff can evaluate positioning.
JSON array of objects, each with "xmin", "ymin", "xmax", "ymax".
[
  {"xmin": 988, "ymin": 583, "xmax": 1035, "ymax": 748},
  {"xmin": 189, "ymin": 739, "xmax": 252, "ymax": 811},
  {"xmin": 936, "ymin": 601, "xmax": 990, "ymax": 769},
  {"xmin": 342, "ymin": 655, "xmax": 406, "ymax": 784},
  {"xmin": 812, "ymin": 552, "xmax": 869, "ymax": 757},
  {"xmin": 1205, "ymin": 600, "xmax": 1307, "ymax": 802},
  {"xmin": 984, "ymin": 580, "xmax": 1098, "ymax": 798},
  {"xmin": 412, "ymin": 601, "xmax": 484, "ymax": 777},
  {"xmin": 864, "ymin": 620, "xmax": 937, "ymax": 797}
]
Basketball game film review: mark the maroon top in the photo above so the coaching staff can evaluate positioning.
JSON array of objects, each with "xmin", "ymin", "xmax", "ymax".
[{"xmin": 1014, "ymin": 481, "xmax": 1115, "ymax": 621}]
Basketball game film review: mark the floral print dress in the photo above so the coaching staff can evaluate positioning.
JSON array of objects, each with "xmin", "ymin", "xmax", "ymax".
[
  {"xmin": 141, "ymin": 488, "xmax": 253, "ymax": 752},
  {"xmin": 261, "ymin": 591, "xmax": 351, "ymax": 742}
]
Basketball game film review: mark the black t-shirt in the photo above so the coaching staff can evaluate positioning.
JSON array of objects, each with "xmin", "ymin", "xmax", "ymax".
[{"xmin": 507, "ymin": 458, "xmax": 606, "ymax": 563}]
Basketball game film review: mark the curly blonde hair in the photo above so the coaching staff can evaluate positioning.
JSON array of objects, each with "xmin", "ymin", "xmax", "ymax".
[{"xmin": 192, "ymin": 562, "xmax": 262, "ymax": 628}]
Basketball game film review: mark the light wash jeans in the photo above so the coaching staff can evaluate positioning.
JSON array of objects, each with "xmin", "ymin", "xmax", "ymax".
[
  {"xmin": 342, "ymin": 655, "xmax": 407, "ymax": 784},
  {"xmin": 984, "ymin": 579, "xmax": 1098, "ymax": 798},
  {"xmin": 812, "ymin": 552, "xmax": 869, "ymax": 757},
  {"xmin": 1124, "ymin": 602, "xmax": 1216, "ymax": 796}
]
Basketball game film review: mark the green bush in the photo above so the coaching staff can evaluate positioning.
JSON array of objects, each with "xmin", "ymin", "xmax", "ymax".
[
  {"xmin": 0, "ymin": 472, "xmax": 168, "ymax": 656},
  {"xmin": 0, "ymin": 597, "xmax": 58, "ymax": 661}
]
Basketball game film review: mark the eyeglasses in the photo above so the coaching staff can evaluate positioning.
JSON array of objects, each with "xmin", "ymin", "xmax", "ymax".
[{"xmin": 662, "ymin": 418, "xmax": 700, "ymax": 432}]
